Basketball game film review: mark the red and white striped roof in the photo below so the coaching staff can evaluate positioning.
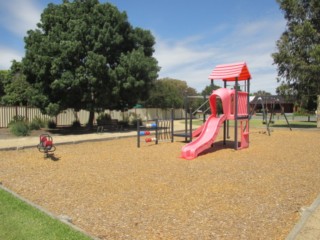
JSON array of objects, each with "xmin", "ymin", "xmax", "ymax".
[{"xmin": 208, "ymin": 62, "xmax": 251, "ymax": 81}]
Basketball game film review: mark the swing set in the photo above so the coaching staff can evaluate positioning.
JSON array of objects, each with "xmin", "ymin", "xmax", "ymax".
[{"xmin": 250, "ymin": 96, "xmax": 292, "ymax": 135}]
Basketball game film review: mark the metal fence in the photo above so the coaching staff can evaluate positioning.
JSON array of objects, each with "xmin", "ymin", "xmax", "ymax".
[{"xmin": 0, "ymin": 106, "xmax": 186, "ymax": 128}]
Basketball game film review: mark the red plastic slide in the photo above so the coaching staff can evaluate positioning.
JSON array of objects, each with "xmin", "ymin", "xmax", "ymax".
[{"xmin": 181, "ymin": 114, "xmax": 226, "ymax": 160}]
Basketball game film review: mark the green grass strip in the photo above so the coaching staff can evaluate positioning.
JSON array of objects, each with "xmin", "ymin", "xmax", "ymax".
[
  {"xmin": 183, "ymin": 119, "xmax": 317, "ymax": 129},
  {"xmin": 0, "ymin": 188, "xmax": 92, "ymax": 240}
]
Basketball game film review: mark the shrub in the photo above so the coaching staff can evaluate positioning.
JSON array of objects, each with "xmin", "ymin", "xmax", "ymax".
[
  {"xmin": 8, "ymin": 115, "xmax": 26, "ymax": 126},
  {"xmin": 97, "ymin": 113, "xmax": 111, "ymax": 121},
  {"xmin": 294, "ymin": 108, "xmax": 313, "ymax": 116},
  {"xmin": 96, "ymin": 113, "xmax": 111, "ymax": 124},
  {"xmin": 72, "ymin": 120, "xmax": 81, "ymax": 128},
  {"xmin": 47, "ymin": 120, "xmax": 57, "ymax": 129},
  {"xmin": 29, "ymin": 116, "xmax": 47, "ymax": 130},
  {"xmin": 9, "ymin": 121, "xmax": 30, "ymax": 136}
]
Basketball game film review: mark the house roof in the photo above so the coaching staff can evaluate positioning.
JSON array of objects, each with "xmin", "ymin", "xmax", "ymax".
[
  {"xmin": 250, "ymin": 95, "xmax": 294, "ymax": 104},
  {"xmin": 208, "ymin": 62, "xmax": 251, "ymax": 81}
]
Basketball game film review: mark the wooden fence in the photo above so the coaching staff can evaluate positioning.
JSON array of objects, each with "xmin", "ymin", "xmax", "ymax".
[{"xmin": 0, "ymin": 106, "xmax": 186, "ymax": 128}]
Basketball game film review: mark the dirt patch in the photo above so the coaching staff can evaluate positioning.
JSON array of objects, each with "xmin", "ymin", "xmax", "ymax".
[{"xmin": 0, "ymin": 129, "xmax": 320, "ymax": 239}]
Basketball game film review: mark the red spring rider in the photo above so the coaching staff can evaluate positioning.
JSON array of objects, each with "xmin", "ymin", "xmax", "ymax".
[{"xmin": 37, "ymin": 134, "xmax": 56, "ymax": 158}]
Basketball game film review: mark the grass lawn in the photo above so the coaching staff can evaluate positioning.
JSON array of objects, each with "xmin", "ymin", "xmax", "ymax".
[
  {"xmin": 0, "ymin": 188, "xmax": 92, "ymax": 240},
  {"xmin": 184, "ymin": 118, "xmax": 317, "ymax": 129}
]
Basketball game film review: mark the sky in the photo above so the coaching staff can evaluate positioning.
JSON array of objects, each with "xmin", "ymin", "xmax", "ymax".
[{"xmin": 0, "ymin": 0, "xmax": 287, "ymax": 94}]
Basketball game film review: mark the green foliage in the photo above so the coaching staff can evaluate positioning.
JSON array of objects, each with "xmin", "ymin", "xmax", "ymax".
[
  {"xmin": 47, "ymin": 120, "xmax": 57, "ymax": 129},
  {"xmin": 201, "ymin": 84, "xmax": 220, "ymax": 96},
  {"xmin": 71, "ymin": 120, "xmax": 81, "ymax": 128},
  {"xmin": 1, "ymin": 61, "xmax": 41, "ymax": 107},
  {"xmin": 45, "ymin": 103, "xmax": 60, "ymax": 117},
  {"xmin": 0, "ymin": 70, "xmax": 9, "ymax": 100},
  {"xmin": 0, "ymin": 189, "xmax": 92, "ymax": 240},
  {"xmin": 273, "ymin": 0, "xmax": 320, "ymax": 111},
  {"xmin": 253, "ymin": 90, "xmax": 272, "ymax": 96},
  {"xmin": 8, "ymin": 115, "xmax": 26, "ymax": 124},
  {"xmin": 8, "ymin": 116, "xmax": 30, "ymax": 136},
  {"xmin": 29, "ymin": 116, "xmax": 47, "ymax": 130},
  {"xmin": 2, "ymin": 73, "xmax": 35, "ymax": 106},
  {"xmin": 22, "ymin": 0, "xmax": 159, "ymax": 127},
  {"xmin": 293, "ymin": 108, "xmax": 313, "ymax": 116},
  {"xmin": 146, "ymin": 78, "xmax": 197, "ymax": 108},
  {"xmin": 96, "ymin": 112, "xmax": 111, "ymax": 124}
]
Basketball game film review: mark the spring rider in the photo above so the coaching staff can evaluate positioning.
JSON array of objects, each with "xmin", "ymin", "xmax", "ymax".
[{"xmin": 37, "ymin": 134, "xmax": 56, "ymax": 158}]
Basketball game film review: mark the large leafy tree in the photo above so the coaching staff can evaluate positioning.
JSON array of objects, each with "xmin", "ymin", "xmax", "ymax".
[
  {"xmin": 0, "ymin": 70, "xmax": 9, "ymax": 100},
  {"xmin": 1, "ymin": 61, "xmax": 39, "ymax": 107},
  {"xmin": 272, "ymin": 0, "xmax": 320, "ymax": 111},
  {"xmin": 22, "ymin": 0, "xmax": 159, "ymax": 127},
  {"xmin": 146, "ymin": 78, "xmax": 197, "ymax": 108},
  {"xmin": 201, "ymin": 84, "xmax": 220, "ymax": 96}
]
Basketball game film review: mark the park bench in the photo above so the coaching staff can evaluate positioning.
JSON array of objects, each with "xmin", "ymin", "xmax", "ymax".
[{"xmin": 97, "ymin": 119, "xmax": 123, "ymax": 132}]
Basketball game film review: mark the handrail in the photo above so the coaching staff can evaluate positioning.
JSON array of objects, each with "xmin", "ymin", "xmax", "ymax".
[{"xmin": 192, "ymin": 99, "xmax": 209, "ymax": 115}]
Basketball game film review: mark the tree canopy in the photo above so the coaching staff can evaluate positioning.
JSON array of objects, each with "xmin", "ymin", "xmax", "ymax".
[
  {"xmin": 272, "ymin": 0, "xmax": 320, "ymax": 111},
  {"xmin": 252, "ymin": 90, "xmax": 272, "ymax": 96},
  {"xmin": 146, "ymin": 78, "xmax": 197, "ymax": 108},
  {"xmin": 0, "ymin": 70, "xmax": 9, "ymax": 100},
  {"xmin": 21, "ymin": 0, "xmax": 159, "ymax": 126},
  {"xmin": 201, "ymin": 84, "xmax": 220, "ymax": 96},
  {"xmin": 1, "ymin": 61, "xmax": 38, "ymax": 107}
]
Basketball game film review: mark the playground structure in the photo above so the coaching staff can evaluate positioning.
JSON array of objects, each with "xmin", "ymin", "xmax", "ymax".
[
  {"xmin": 181, "ymin": 62, "xmax": 251, "ymax": 160},
  {"xmin": 172, "ymin": 94, "xmax": 211, "ymax": 143},
  {"xmin": 37, "ymin": 134, "xmax": 56, "ymax": 158},
  {"xmin": 137, "ymin": 116, "xmax": 173, "ymax": 148}
]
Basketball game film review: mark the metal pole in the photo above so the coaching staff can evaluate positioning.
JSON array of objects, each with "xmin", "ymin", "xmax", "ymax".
[
  {"xmin": 223, "ymin": 80, "xmax": 227, "ymax": 145},
  {"xmin": 247, "ymin": 78, "xmax": 250, "ymax": 135},
  {"xmin": 155, "ymin": 119, "xmax": 159, "ymax": 144},
  {"xmin": 283, "ymin": 112, "xmax": 292, "ymax": 131},
  {"xmin": 189, "ymin": 107, "xmax": 193, "ymax": 142},
  {"xmin": 185, "ymin": 95, "xmax": 188, "ymax": 142},
  {"xmin": 203, "ymin": 95, "xmax": 206, "ymax": 123},
  {"xmin": 171, "ymin": 108, "xmax": 174, "ymax": 142},
  {"xmin": 234, "ymin": 78, "xmax": 239, "ymax": 150},
  {"xmin": 137, "ymin": 119, "xmax": 140, "ymax": 148}
]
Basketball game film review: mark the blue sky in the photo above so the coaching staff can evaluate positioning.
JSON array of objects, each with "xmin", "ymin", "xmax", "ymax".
[{"xmin": 0, "ymin": 0, "xmax": 286, "ymax": 94}]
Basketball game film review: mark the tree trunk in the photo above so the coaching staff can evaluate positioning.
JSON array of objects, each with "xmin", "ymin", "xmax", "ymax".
[{"xmin": 87, "ymin": 110, "xmax": 95, "ymax": 130}]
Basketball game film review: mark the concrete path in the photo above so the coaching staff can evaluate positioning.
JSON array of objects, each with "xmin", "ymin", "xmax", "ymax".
[{"xmin": 286, "ymin": 194, "xmax": 320, "ymax": 240}]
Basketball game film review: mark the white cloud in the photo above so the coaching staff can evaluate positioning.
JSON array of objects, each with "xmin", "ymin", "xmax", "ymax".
[
  {"xmin": 0, "ymin": 0, "xmax": 41, "ymax": 37},
  {"xmin": 154, "ymin": 18, "xmax": 286, "ymax": 94},
  {"xmin": 154, "ymin": 36, "xmax": 218, "ymax": 73},
  {"xmin": 0, "ymin": 47, "xmax": 22, "ymax": 70}
]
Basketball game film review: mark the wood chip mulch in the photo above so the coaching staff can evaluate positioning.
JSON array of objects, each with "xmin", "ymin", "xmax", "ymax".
[{"xmin": 0, "ymin": 128, "xmax": 320, "ymax": 239}]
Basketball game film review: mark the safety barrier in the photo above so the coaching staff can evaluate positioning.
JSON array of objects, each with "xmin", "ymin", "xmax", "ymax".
[{"xmin": 237, "ymin": 92, "xmax": 248, "ymax": 116}]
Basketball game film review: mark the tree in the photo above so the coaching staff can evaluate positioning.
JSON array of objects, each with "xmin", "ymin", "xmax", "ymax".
[
  {"xmin": 146, "ymin": 78, "xmax": 197, "ymax": 108},
  {"xmin": 2, "ymin": 74, "xmax": 34, "ymax": 106},
  {"xmin": 272, "ymin": 0, "xmax": 320, "ymax": 111},
  {"xmin": 22, "ymin": 0, "xmax": 159, "ymax": 127},
  {"xmin": 0, "ymin": 70, "xmax": 9, "ymax": 100},
  {"xmin": 1, "ymin": 61, "xmax": 39, "ymax": 107},
  {"xmin": 201, "ymin": 84, "xmax": 220, "ymax": 96},
  {"xmin": 252, "ymin": 90, "xmax": 272, "ymax": 96}
]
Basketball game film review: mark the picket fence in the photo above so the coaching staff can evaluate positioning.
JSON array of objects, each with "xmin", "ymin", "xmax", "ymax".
[{"xmin": 0, "ymin": 106, "xmax": 186, "ymax": 128}]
